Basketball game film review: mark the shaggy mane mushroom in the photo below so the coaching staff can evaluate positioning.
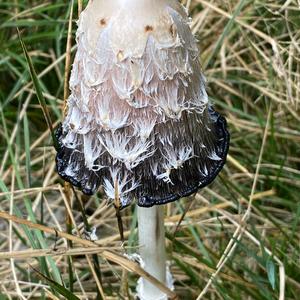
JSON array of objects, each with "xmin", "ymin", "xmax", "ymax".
[{"xmin": 55, "ymin": 1, "xmax": 229, "ymax": 299}]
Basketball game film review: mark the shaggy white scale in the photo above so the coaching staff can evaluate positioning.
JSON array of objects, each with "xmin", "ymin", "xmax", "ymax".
[{"xmin": 56, "ymin": 0, "xmax": 229, "ymax": 208}]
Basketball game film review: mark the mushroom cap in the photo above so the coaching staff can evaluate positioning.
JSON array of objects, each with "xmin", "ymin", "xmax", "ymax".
[{"xmin": 56, "ymin": 0, "xmax": 229, "ymax": 208}]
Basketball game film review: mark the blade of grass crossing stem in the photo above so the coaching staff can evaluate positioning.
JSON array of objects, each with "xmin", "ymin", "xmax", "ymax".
[
  {"xmin": 62, "ymin": 2, "xmax": 76, "ymax": 291},
  {"xmin": 203, "ymin": 0, "xmax": 248, "ymax": 69},
  {"xmin": 17, "ymin": 28, "xmax": 58, "ymax": 149}
]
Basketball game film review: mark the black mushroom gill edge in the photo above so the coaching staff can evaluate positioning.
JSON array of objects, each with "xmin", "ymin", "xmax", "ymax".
[{"xmin": 54, "ymin": 110, "xmax": 230, "ymax": 209}]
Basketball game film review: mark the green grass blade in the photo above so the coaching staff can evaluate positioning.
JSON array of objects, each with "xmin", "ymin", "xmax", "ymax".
[
  {"xmin": 32, "ymin": 266, "xmax": 80, "ymax": 300},
  {"xmin": 23, "ymin": 111, "xmax": 31, "ymax": 187},
  {"xmin": 17, "ymin": 28, "xmax": 58, "ymax": 149}
]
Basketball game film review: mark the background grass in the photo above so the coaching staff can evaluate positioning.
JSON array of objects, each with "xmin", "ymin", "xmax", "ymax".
[{"xmin": 0, "ymin": 0, "xmax": 300, "ymax": 299}]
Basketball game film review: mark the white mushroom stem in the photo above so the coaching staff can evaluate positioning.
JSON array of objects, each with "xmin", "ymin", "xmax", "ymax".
[{"xmin": 137, "ymin": 205, "xmax": 167, "ymax": 300}]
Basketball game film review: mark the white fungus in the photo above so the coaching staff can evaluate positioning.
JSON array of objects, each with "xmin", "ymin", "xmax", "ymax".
[{"xmin": 56, "ymin": 0, "xmax": 229, "ymax": 207}]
